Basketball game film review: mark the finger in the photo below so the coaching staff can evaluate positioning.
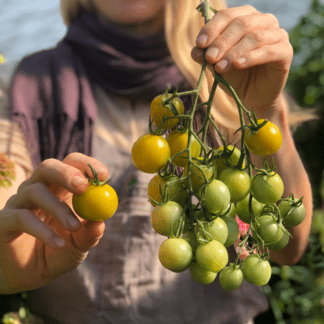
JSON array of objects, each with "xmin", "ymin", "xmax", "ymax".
[
  {"xmin": 196, "ymin": 5, "xmax": 261, "ymax": 48},
  {"xmin": 231, "ymin": 43, "xmax": 293, "ymax": 72},
  {"xmin": 204, "ymin": 14, "xmax": 281, "ymax": 65},
  {"xmin": 18, "ymin": 153, "xmax": 109, "ymax": 196},
  {"xmin": 1, "ymin": 208, "xmax": 67, "ymax": 250},
  {"xmin": 191, "ymin": 47, "xmax": 215, "ymax": 73},
  {"xmin": 213, "ymin": 28, "xmax": 287, "ymax": 74},
  {"xmin": 9, "ymin": 182, "xmax": 82, "ymax": 231}
]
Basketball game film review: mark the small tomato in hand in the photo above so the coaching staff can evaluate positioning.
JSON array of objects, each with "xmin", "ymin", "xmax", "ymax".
[{"xmin": 72, "ymin": 164, "xmax": 118, "ymax": 221}]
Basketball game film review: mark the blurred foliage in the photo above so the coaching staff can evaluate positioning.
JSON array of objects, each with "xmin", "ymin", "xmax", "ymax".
[
  {"xmin": 286, "ymin": 0, "xmax": 324, "ymax": 209},
  {"xmin": 257, "ymin": 1, "xmax": 324, "ymax": 323}
]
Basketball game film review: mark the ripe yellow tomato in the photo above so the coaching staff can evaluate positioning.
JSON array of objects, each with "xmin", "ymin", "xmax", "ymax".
[
  {"xmin": 244, "ymin": 119, "xmax": 282, "ymax": 156},
  {"xmin": 132, "ymin": 133, "xmax": 170, "ymax": 173},
  {"xmin": 167, "ymin": 129, "xmax": 201, "ymax": 167},
  {"xmin": 72, "ymin": 183, "xmax": 118, "ymax": 221},
  {"xmin": 150, "ymin": 94, "xmax": 185, "ymax": 130}
]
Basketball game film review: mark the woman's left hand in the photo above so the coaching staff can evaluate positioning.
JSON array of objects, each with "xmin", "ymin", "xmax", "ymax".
[{"xmin": 191, "ymin": 5, "xmax": 293, "ymax": 113}]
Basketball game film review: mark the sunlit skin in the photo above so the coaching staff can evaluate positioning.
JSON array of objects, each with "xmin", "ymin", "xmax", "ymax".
[{"xmin": 90, "ymin": 0, "xmax": 165, "ymax": 35}]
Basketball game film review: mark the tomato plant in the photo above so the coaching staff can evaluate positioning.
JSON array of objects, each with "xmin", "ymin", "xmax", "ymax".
[
  {"xmin": 244, "ymin": 119, "xmax": 282, "ymax": 156},
  {"xmin": 219, "ymin": 265, "xmax": 244, "ymax": 291},
  {"xmin": 190, "ymin": 262, "xmax": 217, "ymax": 284},
  {"xmin": 166, "ymin": 129, "xmax": 201, "ymax": 167},
  {"xmin": 159, "ymin": 238, "xmax": 193, "ymax": 272},
  {"xmin": 151, "ymin": 201, "xmax": 184, "ymax": 236},
  {"xmin": 250, "ymin": 171, "xmax": 284, "ymax": 204},
  {"xmin": 150, "ymin": 94, "xmax": 184, "ymax": 130},
  {"xmin": 218, "ymin": 167, "xmax": 251, "ymax": 203},
  {"xmin": 241, "ymin": 254, "xmax": 272, "ymax": 286},
  {"xmin": 72, "ymin": 164, "xmax": 118, "ymax": 221},
  {"xmin": 132, "ymin": 133, "xmax": 170, "ymax": 173}
]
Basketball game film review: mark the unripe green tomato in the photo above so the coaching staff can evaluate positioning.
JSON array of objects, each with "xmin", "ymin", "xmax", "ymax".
[
  {"xmin": 196, "ymin": 240, "xmax": 228, "ymax": 273},
  {"xmin": 242, "ymin": 254, "xmax": 272, "ymax": 286},
  {"xmin": 183, "ymin": 158, "xmax": 216, "ymax": 192},
  {"xmin": 190, "ymin": 262, "xmax": 217, "ymax": 284},
  {"xmin": 151, "ymin": 201, "xmax": 184, "ymax": 236},
  {"xmin": 253, "ymin": 215, "xmax": 283, "ymax": 245},
  {"xmin": 222, "ymin": 216, "xmax": 240, "ymax": 247},
  {"xmin": 219, "ymin": 168, "xmax": 251, "ymax": 203},
  {"xmin": 219, "ymin": 266, "xmax": 244, "ymax": 291},
  {"xmin": 250, "ymin": 172, "xmax": 284, "ymax": 204},
  {"xmin": 215, "ymin": 145, "xmax": 246, "ymax": 177},
  {"xmin": 236, "ymin": 194, "xmax": 265, "ymax": 224},
  {"xmin": 267, "ymin": 230, "xmax": 289, "ymax": 250},
  {"xmin": 197, "ymin": 179, "xmax": 231, "ymax": 215},
  {"xmin": 279, "ymin": 199, "xmax": 306, "ymax": 229},
  {"xmin": 221, "ymin": 203, "xmax": 237, "ymax": 218},
  {"xmin": 199, "ymin": 217, "xmax": 228, "ymax": 245},
  {"xmin": 159, "ymin": 238, "xmax": 193, "ymax": 273}
]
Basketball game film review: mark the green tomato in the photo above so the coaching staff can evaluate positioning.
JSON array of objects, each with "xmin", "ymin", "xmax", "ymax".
[
  {"xmin": 215, "ymin": 145, "xmax": 246, "ymax": 177},
  {"xmin": 241, "ymin": 254, "xmax": 272, "ymax": 286},
  {"xmin": 199, "ymin": 217, "xmax": 228, "ymax": 245},
  {"xmin": 218, "ymin": 168, "xmax": 251, "ymax": 203},
  {"xmin": 250, "ymin": 172, "xmax": 284, "ymax": 204},
  {"xmin": 151, "ymin": 201, "xmax": 184, "ymax": 236},
  {"xmin": 236, "ymin": 194, "xmax": 265, "ymax": 224},
  {"xmin": 221, "ymin": 216, "xmax": 240, "ymax": 247},
  {"xmin": 267, "ymin": 230, "xmax": 290, "ymax": 250},
  {"xmin": 279, "ymin": 199, "xmax": 306, "ymax": 229},
  {"xmin": 196, "ymin": 240, "xmax": 228, "ymax": 273},
  {"xmin": 221, "ymin": 203, "xmax": 237, "ymax": 219},
  {"xmin": 159, "ymin": 238, "xmax": 193, "ymax": 273},
  {"xmin": 197, "ymin": 179, "xmax": 231, "ymax": 215},
  {"xmin": 219, "ymin": 265, "xmax": 244, "ymax": 291},
  {"xmin": 190, "ymin": 262, "xmax": 217, "ymax": 284},
  {"xmin": 253, "ymin": 215, "xmax": 283, "ymax": 245}
]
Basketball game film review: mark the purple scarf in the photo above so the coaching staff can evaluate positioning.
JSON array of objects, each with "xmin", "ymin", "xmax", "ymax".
[{"xmin": 10, "ymin": 9, "xmax": 188, "ymax": 169}]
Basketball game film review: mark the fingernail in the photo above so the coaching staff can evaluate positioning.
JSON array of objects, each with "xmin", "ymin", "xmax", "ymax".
[
  {"xmin": 53, "ymin": 236, "xmax": 66, "ymax": 248},
  {"xmin": 67, "ymin": 216, "xmax": 81, "ymax": 229},
  {"xmin": 72, "ymin": 176, "xmax": 88, "ymax": 188},
  {"xmin": 196, "ymin": 34, "xmax": 208, "ymax": 46},
  {"xmin": 206, "ymin": 47, "xmax": 219, "ymax": 59},
  {"xmin": 216, "ymin": 59, "xmax": 229, "ymax": 71},
  {"xmin": 236, "ymin": 57, "xmax": 246, "ymax": 65}
]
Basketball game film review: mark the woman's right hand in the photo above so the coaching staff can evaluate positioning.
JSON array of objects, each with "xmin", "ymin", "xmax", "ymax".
[{"xmin": 0, "ymin": 152, "xmax": 109, "ymax": 294}]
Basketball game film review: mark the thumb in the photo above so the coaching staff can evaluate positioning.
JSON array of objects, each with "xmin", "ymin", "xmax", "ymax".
[{"xmin": 72, "ymin": 220, "xmax": 106, "ymax": 253}]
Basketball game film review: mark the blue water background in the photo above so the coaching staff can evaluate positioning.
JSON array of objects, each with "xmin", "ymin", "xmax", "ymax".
[{"xmin": 0, "ymin": 0, "xmax": 315, "ymax": 83}]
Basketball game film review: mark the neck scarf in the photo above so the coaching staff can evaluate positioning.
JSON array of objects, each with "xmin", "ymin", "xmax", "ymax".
[{"xmin": 10, "ymin": 9, "xmax": 188, "ymax": 168}]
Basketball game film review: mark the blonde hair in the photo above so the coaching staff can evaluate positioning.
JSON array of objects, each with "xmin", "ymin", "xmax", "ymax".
[{"xmin": 60, "ymin": 0, "xmax": 316, "ymax": 145}]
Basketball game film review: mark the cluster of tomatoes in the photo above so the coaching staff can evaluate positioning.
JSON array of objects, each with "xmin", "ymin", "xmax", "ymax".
[{"xmin": 131, "ymin": 93, "xmax": 306, "ymax": 291}]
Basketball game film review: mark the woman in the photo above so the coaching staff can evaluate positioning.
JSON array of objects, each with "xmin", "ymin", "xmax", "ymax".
[{"xmin": 0, "ymin": 0, "xmax": 313, "ymax": 323}]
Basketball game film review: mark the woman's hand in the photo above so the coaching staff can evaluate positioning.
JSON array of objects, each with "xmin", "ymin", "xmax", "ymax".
[
  {"xmin": 0, "ymin": 153, "xmax": 109, "ymax": 294},
  {"xmin": 191, "ymin": 5, "xmax": 293, "ymax": 113}
]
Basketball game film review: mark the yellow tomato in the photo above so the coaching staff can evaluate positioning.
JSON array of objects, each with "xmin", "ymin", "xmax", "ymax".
[
  {"xmin": 132, "ymin": 133, "xmax": 170, "ymax": 173},
  {"xmin": 244, "ymin": 119, "xmax": 282, "ymax": 156},
  {"xmin": 72, "ymin": 184, "xmax": 118, "ymax": 221},
  {"xmin": 167, "ymin": 130, "xmax": 201, "ymax": 167},
  {"xmin": 150, "ymin": 94, "xmax": 184, "ymax": 130}
]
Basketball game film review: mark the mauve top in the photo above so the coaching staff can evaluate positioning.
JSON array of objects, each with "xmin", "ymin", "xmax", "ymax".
[{"xmin": 5, "ymin": 70, "xmax": 269, "ymax": 322}]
